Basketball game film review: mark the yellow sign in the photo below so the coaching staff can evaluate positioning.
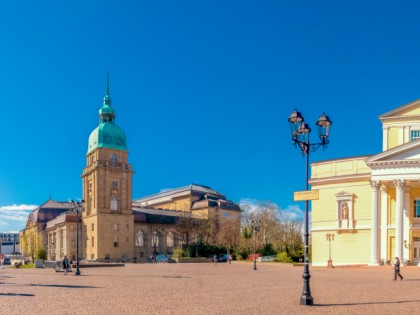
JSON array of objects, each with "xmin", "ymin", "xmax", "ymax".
[{"xmin": 294, "ymin": 190, "xmax": 319, "ymax": 201}]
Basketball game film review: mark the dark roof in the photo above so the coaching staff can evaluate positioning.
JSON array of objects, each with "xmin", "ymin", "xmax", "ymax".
[
  {"xmin": 132, "ymin": 207, "xmax": 200, "ymax": 224},
  {"xmin": 26, "ymin": 200, "xmax": 73, "ymax": 226},
  {"xmin": 133, "ymin": 184, "xmax": 225, "ymax": 204}
]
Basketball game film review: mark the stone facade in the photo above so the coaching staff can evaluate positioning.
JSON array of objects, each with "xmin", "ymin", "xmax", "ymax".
[{"xmin": 20, "ymin": 77, "xmax": 241, "ymax": 263}]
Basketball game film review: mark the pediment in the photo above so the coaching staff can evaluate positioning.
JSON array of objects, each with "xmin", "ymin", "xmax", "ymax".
[
  {"xmin": 380, "ymin": 99, "xmax": 420, "ymax": 122},
  {"xmin": 366, "ymin": 139, "xmax": 420, "ymax": 165},
  {"xmin": 335, "ymin": 191, "xmax": 353, "ymax": 197}
]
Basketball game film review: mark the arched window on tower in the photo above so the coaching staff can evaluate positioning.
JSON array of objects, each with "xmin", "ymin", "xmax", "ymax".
[
  {"xmin": 111, "ymin": 153, "xmax": 118, "ymax": 162},
  {"xmin": 135, "ymin": 230, "xmax": 144, "ymax": 247},
  {"xmin": 111, "ymin": 196, "xmax": 119, "ymax": 212}
]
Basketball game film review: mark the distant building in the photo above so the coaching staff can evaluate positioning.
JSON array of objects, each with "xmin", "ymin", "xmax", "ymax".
[
  {"xmin": 20, "ymin": 75, "xmax": 241, "ymax": 262},
  {"xmin": 0, "ymin": 232, "xmax": 20, "ymax": 255}
]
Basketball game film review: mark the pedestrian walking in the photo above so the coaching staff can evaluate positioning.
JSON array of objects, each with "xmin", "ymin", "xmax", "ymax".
[
  {"xmin": 63, "ymin": 255, "xmax": 69, "ymax": 275},
  {"xmin": 213, "ymin": 254, "xmax": 218, "ymax": 265},
  {"xmin": 393, "ymin": 257, "xmax": 403, "ymax": 281},
  {"xmin": 228, "ymin": 254, "xmax": 232, "ymax": 264}
]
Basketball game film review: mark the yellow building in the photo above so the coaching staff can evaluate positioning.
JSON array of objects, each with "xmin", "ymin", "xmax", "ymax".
[
  {"xmin": 20, "ymin": 76, "xmax": 241, "ymax": 263},
  {"xmin": 311, "ymin": 99, "xmax": 420, "ymax": 266}
]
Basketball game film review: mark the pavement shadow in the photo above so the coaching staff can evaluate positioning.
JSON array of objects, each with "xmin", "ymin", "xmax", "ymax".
[
  {"xmin": 0, "ymin": 293, "xmax": 34, "ymax": 296},
  {"xmin": 316, "ymin": 299, "xmax": 420, "ymax": 306},
  {"xmin": 30, "ymin": 284, "xmax": 98, "ymax": 289}
]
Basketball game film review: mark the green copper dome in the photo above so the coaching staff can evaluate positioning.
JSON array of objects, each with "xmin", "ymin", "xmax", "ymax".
[{"xmin": 87, "ymin": 74, "xmax": 128, "ymax": 153}]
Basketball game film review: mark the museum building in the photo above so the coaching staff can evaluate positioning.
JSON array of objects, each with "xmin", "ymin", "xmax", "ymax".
[
  {"xmin": 20, "ymin": 77, "xmax": 241, "ymax": 263},
  {"xmin": 311, "ymin": 99, "xmax": 420, "ymax": 266}
]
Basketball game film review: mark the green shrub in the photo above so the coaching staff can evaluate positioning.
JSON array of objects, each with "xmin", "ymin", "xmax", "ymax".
[
  {"xmin": 172, "ymin": 247, "xmax": 183, "ymax": 258},
  {"xmin": 275, "ymin": 252, "xmax": 292, "ymax": 263},
  {"xmin": 261, "ymin": 243, "xmax": 276, "ymax": 256},
  {"xmin": 36, "ymin": 248, "xmax": 47, "ymax": 260},
  {"xmin": 235, "ymin": 253, "xmax": 243, "ymax": 261}
]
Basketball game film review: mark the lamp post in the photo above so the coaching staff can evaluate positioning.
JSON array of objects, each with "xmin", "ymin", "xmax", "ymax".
[
  {"xmin": 251, "ymin": 219, "xmax": 261, "ymax": 271},
  {"xmin": 288, "ymin": 109, "xmax": 332, "ymax": 306},
  {"xmin": 326, "ymin": 233, "xmax": 335, "ymax": 268},
  {"xmin": 70, "ymin": 200, "xmax": 84, "ymax": 276}
]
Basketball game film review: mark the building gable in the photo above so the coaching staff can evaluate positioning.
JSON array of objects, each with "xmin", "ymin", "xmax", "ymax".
[
  {"xmin": 366, "ymin": 139, "xmax": 420, "ymax": 166},
  {"xmin": 380, "ymin": 99, "xmax": 420, "ymax": 121}
]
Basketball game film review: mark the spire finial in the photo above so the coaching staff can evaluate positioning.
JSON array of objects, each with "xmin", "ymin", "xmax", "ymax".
[
  {"xmin": 106, "ymin": 72, "xmax": 110, "ymax": 96},
  {"xmin": 103, "ymin": 72, "xmax": 112, "ymax": 105}
]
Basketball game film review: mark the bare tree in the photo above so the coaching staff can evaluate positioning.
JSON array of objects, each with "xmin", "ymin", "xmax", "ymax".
[{"xmin": 217, "ymin": 218, "xmax": 240, "ymax": 255}]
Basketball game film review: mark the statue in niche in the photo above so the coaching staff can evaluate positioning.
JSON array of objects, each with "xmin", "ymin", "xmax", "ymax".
[{"xmin": 342, "ymin": 203, "xmax": 349, "ymax": 220}]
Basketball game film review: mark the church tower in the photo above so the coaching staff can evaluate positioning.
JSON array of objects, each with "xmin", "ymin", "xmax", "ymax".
[{"xmin": 82, "ymin": 74, "xmax": 134, "ymax": 261}]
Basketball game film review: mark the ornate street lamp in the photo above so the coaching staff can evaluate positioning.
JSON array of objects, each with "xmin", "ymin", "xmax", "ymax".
[
  {"xmin": 288, "ymin": 109, "xmax": 332, "ymax": 306},
  {"xmin": 251, "ymin": 219, "xmax": 261, "ymax": 271},
  {"xmin": 326, "ymin": 233, "xmax": 335, "ymax": 268},
  {"xmin": 70, "ymin": 200, "xmax": 84, "ymax": 276}
]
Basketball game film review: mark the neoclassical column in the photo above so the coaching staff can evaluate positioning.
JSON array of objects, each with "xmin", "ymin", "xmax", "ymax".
[
  {"xmin": 370, "ymin": 180, "xmax": 381, "ymax": 265},
  {"xmin": 394, "ymin": 179, "xmax": 405, "ymax": 261},
  {"xmin": 403, "ymin": 187, "xmax": 411, "ymax": 261},
  {"xmin": 380, "ymin": 185, "xmax": 388, "ymax": 262}
]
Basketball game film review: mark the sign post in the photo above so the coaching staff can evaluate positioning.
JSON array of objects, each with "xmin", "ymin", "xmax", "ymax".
[{"xmin": 294, "ymin": 190, "xmax": 319, "ymax": 201}]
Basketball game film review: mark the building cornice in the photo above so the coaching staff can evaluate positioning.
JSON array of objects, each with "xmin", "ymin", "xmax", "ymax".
[
  {"xmin": 368, "ymin": 160, "xmax": 420, "ymax": 168},
  {"xmin": 380, "ymin": 115, "xmax": 420, "ymax": 123},
  {"xmin": 310, "ymin": 173, "xmax": 371, "ymax": 185}
]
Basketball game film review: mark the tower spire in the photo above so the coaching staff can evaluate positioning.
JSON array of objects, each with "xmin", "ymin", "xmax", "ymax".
[{"xmin": 103, "ymin": 72, "xmax": 112, "ymax": 105}]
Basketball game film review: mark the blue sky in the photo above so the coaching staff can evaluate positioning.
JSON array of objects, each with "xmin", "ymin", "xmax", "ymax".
[{"xmin": 2, "ymin": 1, "xmax": 420, "ymax": 232}]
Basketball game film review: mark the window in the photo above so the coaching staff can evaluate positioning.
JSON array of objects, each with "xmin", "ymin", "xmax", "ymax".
[
  {"xmin": 114, "ymin": 224, "xmax": 119, "ymax": 231},
  {"xmin": 114, "ymin": 236, "xmax": 119, "ymax": 247},
  {"xmin": 152, "ymin": 231, "xmax": 159, "ymax": 247},
  {"xmin": 111, "ymin": 197, "xmax": 118, "ymax": 211},
  {"xmin": 71, "ymin": 238, "xmax": 76, "ymax": 249},
  {"xmin": 112, "ymin": 181, "xmax": 118, "ymax": 187},
  {"xmin": 92, "ymin": 237, "xmax": 95, "ymax": 247},
  {"xmin": 411, "ymin": 130, "xmax": 420, "ymax": 141},
  {"xmin": 91, "ymin": 223, "xmax": 94, "ymax": 231},
  {"xmin": 414, "ymin": 200, "xmax": 420, "ymax": 218},
  {"xmin": 111, "ymin": 153, "xmax": 118, "ymax": 162},
  {"xmin": 135, "ymin": 231, "xmax": 144, "ymax": 247},
  {"xmin": 223, "ymin": 212, "xmax": 229, "ymax": 217},
  {"xmin": 167, "ymin": 232, "xmax": 174, "ymax": 247}
]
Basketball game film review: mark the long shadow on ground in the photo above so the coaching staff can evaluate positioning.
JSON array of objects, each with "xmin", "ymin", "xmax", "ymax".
[
  {"xmin": 0, "ymin": 293, "xmax": 34, "ymax": 296},
  {"xmin": 30, "ymin": 284, "xmax": 98, "ymax": 289}
]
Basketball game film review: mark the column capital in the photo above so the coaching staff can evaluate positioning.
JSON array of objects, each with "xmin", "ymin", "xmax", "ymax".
[
  {"xmin": 370, "ymin": 180, "xmax": 381, "ymax": 191},
  {"xmin": 380, "ymin": 184, "xmax": 388, "ymax": 192},
  {"xmin": 394, "ymin": 179, "xmax": 406, "ymax": 188}
]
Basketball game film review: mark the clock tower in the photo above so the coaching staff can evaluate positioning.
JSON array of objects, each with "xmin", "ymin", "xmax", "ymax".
[{"xmin": 82, "ymin": 74, "xmax": 134, "ymax": 261}]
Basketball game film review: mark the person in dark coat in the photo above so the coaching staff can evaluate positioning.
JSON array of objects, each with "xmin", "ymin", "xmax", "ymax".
[
  {"xmin": 394, "ymin": 257, "xmax": 403, "ymax": 280},
  {"xmin": 63, "ymin": 255, "xmax": 70, "ymax": 275}
]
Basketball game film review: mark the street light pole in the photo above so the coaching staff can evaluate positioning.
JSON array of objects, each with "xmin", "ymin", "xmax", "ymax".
[
  {"xmin": 326, "ymin": 233, "xmax": 335, "ymax": 268},
  {"xmin": 251, "ymin": 219, "xmax": 260, "ymax": 271},
  {"xmin": 288, "ymin": 110, "xmax": 332, "ymax": 306},
  {"xmin": 70, "ymin": 200, "xmax": 84, "ymax": 276}
]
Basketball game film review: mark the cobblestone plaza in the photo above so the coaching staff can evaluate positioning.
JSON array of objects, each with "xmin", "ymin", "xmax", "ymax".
[{"xmin": 1, "ymin": 262, "xmax": 419, "ymax": 314}]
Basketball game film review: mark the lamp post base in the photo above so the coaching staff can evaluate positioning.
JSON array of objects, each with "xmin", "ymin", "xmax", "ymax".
[
  {"xmin": 300, "ymin": 294, "xmax": 314, "ymax": 306},
  {"xmin": 327, "ymin": 259, "xmax": 334, "ymax": 268}
]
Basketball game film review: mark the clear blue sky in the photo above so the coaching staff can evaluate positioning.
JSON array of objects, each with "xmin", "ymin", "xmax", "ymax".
[{"xmin": 2, "ymin": 0, "xmax": 420, "ymax": 232}]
